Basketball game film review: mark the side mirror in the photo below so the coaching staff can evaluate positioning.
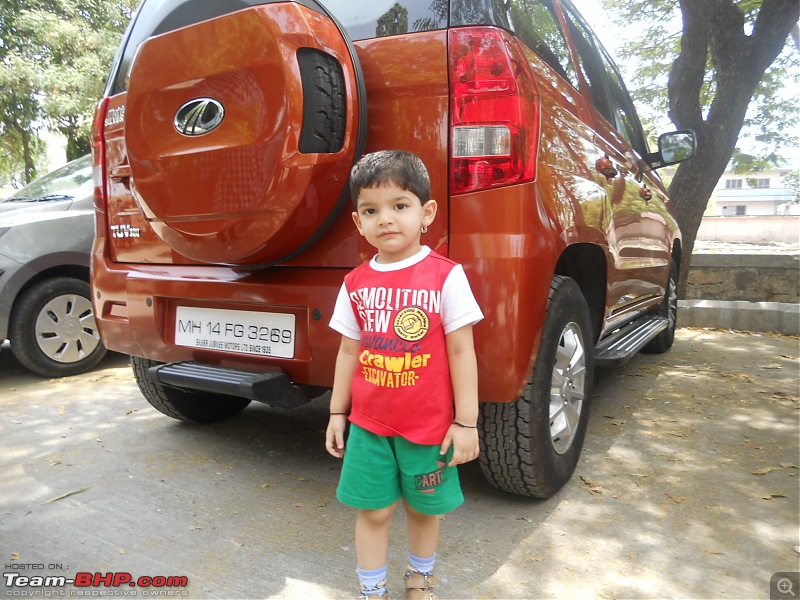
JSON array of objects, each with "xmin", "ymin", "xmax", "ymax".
[{"xmin": 647, "ymin": 130, "xmax": 696, "ymax": 169}]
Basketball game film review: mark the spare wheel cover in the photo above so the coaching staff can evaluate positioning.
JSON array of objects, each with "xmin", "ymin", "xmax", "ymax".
[{"xmin": 125, "ymin": 1, "xmax": 366, "ymax": 266}]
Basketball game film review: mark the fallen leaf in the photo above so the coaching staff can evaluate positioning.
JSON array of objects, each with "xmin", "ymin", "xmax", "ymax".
[
  {"xmin": 580, "ymin": 476, "xmax": 603, "ymax": 494},
  {"xmin": 231, "ymin": 540, "xmax": 243, "ymax": 547},
  {"xmin": 45, "ymin": 487, "xmax": 89, "ymax": 504},
  {"xmin": 10, "ymin": 552, "xmax": 19, "ymax": 561},
  {"xmin": 762, "ymin": 493, "xmax": 788, "ymax": 499},
  {"xmin": 704, "ymin": 549, "xmax": 724, "ymax": 555},
  {"xmin": 666, "ymin": 494, "xmax": 683, "ymax": 503},
  {"xmin": 752, "ymin": 467, "xmax": 774, "ymax": 475},
  {"xmin": 743, "ymin": 442, "xmax": 762, "ymax": 449},
  {"xmin": 780, "ymin": 462, "xmax": 799, "ymax": 469},
  {"xmin": 527, "ymin": 555, "xmax": 545, "ymax": 562},
  {"xmin": 58, "ymin": 406, "xmax": 66, "ymax": 415}
]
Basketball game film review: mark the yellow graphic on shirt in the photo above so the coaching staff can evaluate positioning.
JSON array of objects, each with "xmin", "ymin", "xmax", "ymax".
[
  {"xmin": 394, "ymin": 307, "xmax": 429, "ymax": 342},
  {"xmin": 359, "ymin": 349, "xmax": 431, "ymax": 388}
]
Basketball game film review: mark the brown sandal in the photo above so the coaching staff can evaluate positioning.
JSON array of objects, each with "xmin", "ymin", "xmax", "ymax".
[{"xmin": 404, "ymin": 569, "xmax": 439, "ymax": 600}]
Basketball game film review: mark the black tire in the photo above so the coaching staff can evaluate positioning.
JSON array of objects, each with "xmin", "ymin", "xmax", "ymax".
[
  {"xmin": 643, "ymin": 260, "xmax": 678, "ymax": 354},
  {"xmin": 478, "ymin": 276, "xmax": 595, "ymax": 498},
  {"xmin": 298, "ymin": 48, "xmax": 347, "ymax": 154},
  {"xmin": 131, "ymin": 356, "xmax": 250, "ymax": 423},
  {"xmin": 9, "ymin": 277, "xmax": 107, "ymax": 378}
]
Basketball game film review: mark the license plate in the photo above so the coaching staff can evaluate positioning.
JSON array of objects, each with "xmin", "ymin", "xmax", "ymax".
[{"xmin": 174, "ymin": 306, "xmax": 295, "ymax": 358}]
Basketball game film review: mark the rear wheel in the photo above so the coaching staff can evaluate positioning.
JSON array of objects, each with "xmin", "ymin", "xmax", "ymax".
[
  {"xmin": 131, "ymin": 356, "xmax": 250, "ymax": 423},
  {"xmin": 479, "ymin": 276, "xmax": 595, "ymax": 498},
  {"xmin": 643, "ymin": 260, "xmax": 678, "ymax": 354}
]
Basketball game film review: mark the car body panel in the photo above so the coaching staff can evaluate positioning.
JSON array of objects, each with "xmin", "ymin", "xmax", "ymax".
[{"xmin": 92, "ymin": 0, "xmax": 683, "ymax": 405}]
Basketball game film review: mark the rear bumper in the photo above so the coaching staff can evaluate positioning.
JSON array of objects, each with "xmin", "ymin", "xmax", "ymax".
[{"xmin": 91, "ymin": 246, "xmax": 345, "ymax": 387}]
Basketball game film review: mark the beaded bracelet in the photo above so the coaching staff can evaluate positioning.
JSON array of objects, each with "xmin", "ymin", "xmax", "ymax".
[{"xmin": 452, "ymin": 420, "xmax": 478, "ymax": 429}]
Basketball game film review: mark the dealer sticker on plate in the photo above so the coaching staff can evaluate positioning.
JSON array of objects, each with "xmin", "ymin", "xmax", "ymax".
[{"xmin": 175, "ymin": 306, "xmax": 295, "ymax": 358}]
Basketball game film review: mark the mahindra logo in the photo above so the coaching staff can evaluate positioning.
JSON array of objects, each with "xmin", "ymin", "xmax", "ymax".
[{"xmin": 174, "ymin": 98, "xmax": 224, "ymax": 136}]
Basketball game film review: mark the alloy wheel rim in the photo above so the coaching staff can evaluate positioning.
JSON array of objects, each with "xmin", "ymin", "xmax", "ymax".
[
  {"xmin": 34, "ymin": 294, "xmax": 101, "ymax": 363},
  {"xmin": 549, "ymin": 322, "xmax": 587, "ymax": 455},
  {"xmin": 667, "ymin": 273, "xmax": 678, "ymax": 329}
]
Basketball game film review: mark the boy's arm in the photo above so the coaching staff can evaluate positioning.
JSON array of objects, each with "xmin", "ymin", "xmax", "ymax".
[
  {"xmin": 325, "ymin": 335, "xmax": 361, "ymax": 458},
  {"xmin": 440, "ymin": 324, "xmax": 480, "ymax": 466}
]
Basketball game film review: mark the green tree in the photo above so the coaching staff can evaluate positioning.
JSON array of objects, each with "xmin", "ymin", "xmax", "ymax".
[
  {"xmin": 782, "ymin": 170, "xmax": 800, "ymax": 203},
  {"xmin": 0, "ymin": 0, "xmax": 134, "ymax": 185},
  {"xmin": 604, "ymin": 0, "xmax": 799, "ymax": 293}
]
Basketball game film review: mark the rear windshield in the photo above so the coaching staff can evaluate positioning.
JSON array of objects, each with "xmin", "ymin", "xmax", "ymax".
[
  {"xmin": 333, "ymin": 0, "xmax": 445, "ymax": 41},
  {"xmin": 109, "ymin": 0, "xmax": 443, "ymax": 94}
]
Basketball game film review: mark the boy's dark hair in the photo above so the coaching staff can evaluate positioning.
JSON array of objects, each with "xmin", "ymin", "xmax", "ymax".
[{"xmin": 349, "ymin": 150, "xmax": 431, "ymax": 206}]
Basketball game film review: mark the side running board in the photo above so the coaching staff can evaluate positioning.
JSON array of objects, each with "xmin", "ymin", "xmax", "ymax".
[
  {"xmin": 148, "ymin": 361, "xmax": 309, "ymax": 408},
  {"xmin": 594, "ymin": 316, "xmax": 668, "ymax": 368}
]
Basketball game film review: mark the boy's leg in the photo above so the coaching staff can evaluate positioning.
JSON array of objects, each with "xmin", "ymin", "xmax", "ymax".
[
  {"xmin": 355, "ymin": 503, "xmax": 398, "ymax": 569},
  {"xmin": 403, "ymin": 500, "xmax": 441, "ymax": 598},
  {"xmin": 403, "ymin": 500, "xmax": 439, "ymax": 561},
  {"xmin": 355, "ymin": 504, "xmax": 397, "ymax": 598}
]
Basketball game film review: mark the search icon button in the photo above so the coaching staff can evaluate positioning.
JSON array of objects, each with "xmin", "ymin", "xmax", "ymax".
[{"xmin": 772, "ymin": 573, "xmax": 800, "ymax": 599}]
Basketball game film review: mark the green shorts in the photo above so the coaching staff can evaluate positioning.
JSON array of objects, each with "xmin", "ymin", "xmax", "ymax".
[{"xmin": 337, "ymin": 424, "xmax": 464, "ymax": 515}]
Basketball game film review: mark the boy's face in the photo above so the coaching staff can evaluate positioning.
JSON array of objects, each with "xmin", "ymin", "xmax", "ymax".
[{"xmin": 352, "ymin": 184, "xmax": 437, "ymax": 264}]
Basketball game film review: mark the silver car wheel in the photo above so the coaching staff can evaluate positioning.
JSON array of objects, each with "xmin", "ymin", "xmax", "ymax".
[
  {"xmin": 34, "ymin": 293, "xmax": 102, "ymax": 363},
  {"xmin": 549, "ymin": 321, "xmax": 587, "ymax": 455},
  {"xmin": 667, "ymin": 270, "xmax": 678, "ymax": 330}
]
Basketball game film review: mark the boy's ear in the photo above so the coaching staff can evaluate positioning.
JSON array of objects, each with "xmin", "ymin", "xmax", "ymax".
[
  {"xmin": 352, "ymin": 211, "xmax": 365, "ymax": 236},
  {"xmin": 423, "ymin": 199, "xmax": 438, "ymax": 226}
]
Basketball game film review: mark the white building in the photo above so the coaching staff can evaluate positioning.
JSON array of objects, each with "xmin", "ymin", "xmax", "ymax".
[{"xmin": 713, "ymin": 165, "xmax": 795, "ymax": 216}]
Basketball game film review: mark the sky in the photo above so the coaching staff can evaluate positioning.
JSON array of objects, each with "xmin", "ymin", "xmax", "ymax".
[{"xmin": 568, "ymin": 0, "xmax": 624, "ymax": 55}]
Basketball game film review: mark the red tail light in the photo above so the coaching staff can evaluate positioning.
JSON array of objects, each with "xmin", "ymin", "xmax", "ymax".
[
  {"xmin": 448, "ymin": 27, "xmax": 539, "ymax": 194},
  {"xmin": 91, "ymin": 97, "xmax": 109, "ymax": 212}
]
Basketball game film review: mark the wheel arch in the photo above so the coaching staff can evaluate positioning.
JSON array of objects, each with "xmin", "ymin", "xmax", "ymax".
[
  {"xmin": 672, "ymin": 238, "xmax": 682, "ymax": 275},
  {"xmin": 553, "ymin": 243, "xmax": 606, "ymax": 343}
]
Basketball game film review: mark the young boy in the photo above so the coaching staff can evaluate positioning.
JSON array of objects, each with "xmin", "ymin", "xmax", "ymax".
[{"xmin": 325, "ymin": 150, "xmax": 484, "ymax": 599}]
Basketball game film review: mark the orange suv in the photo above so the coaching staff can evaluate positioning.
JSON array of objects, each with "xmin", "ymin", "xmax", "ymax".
[{"xmin": 91, "ymin": 0, "xmax": 695, "ymax": 498}]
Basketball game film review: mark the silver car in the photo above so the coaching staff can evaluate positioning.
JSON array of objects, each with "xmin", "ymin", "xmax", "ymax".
[{"xmin": 0, "ymin": 155, "xmax": 106, "ymax": 377}]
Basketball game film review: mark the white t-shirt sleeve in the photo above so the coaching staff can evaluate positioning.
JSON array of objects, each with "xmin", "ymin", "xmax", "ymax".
[
  {"xmin": 329, "ymin": 283, "xmax": 361, "ymax": 340},
  {"xmin": 441, "ymin": 265, "xmax": 484, "ymax": 334}
]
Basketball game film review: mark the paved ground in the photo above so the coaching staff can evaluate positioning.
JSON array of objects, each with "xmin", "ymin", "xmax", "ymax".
[{"xmin": 1, "ymin": 328, "xmax": 798, "ymax": 599}]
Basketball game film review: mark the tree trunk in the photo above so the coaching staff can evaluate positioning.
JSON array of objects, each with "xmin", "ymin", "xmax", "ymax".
[
  {"xmin": 66, "ymin": 134, "xmax": 91, "ymax": 161},
  {"xmin": 666, "ymin": 0, "xmax": 799, "ymax": 296},
  {"xmin": 12, "ymin": 121, "xmax": 37, "ymax": 185}
]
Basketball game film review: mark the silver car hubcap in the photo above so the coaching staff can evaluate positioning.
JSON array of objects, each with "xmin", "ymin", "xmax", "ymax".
[
  {"xmin": 549, "ymin": 322, "xmax": 587, "ymax": 455},
  {"xmin": 667, "ymin": 274, "xmax": 678, "ymax": 329},
  {"xmin": 34, "ymin": 294, "xmax": 101, "ymax": 363}
]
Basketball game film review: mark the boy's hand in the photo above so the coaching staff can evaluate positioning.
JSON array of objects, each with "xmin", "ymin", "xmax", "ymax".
[
  {"xmin": 440, "ymin": 424, "xmax": 479, "ymax": 466},
  {"xmin": 325, "ymin": 414, "xmax": 347, "ymax": 459}
]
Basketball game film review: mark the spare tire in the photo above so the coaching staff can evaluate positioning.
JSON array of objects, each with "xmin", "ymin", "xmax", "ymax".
[{"xmin": 125, "ymin": 1, "xmax": 366, "ymax": 266}]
